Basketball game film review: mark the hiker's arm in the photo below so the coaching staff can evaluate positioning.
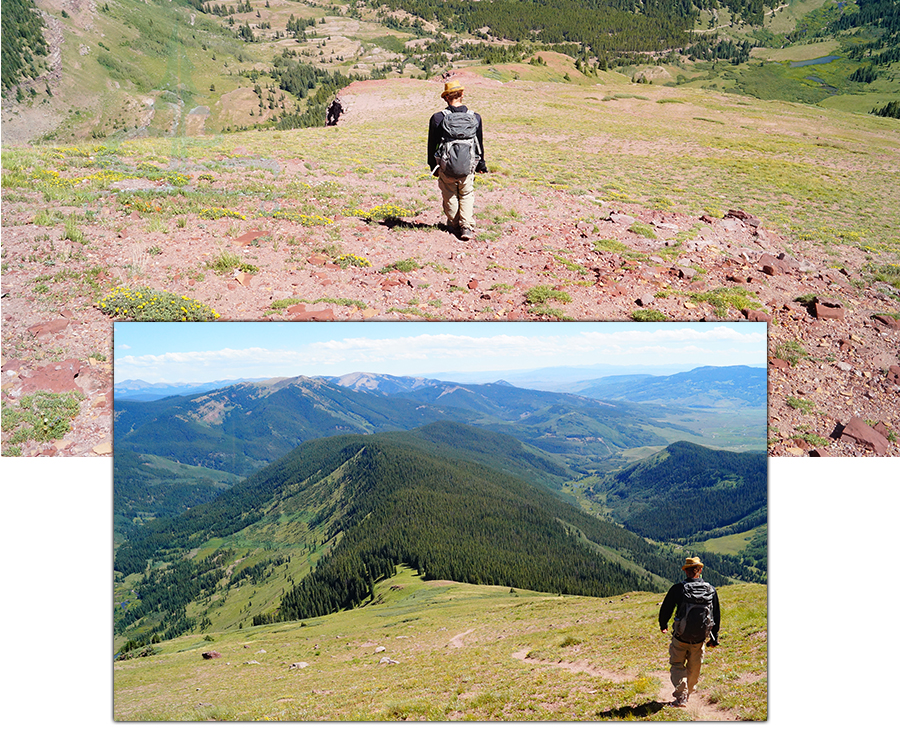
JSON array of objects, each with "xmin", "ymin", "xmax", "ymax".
[
  {"xmin": 427, "ymin": 113, "xmax": 442, "ymax": 172},
  {"xmin": 658, "ymin": 585, "xmax": 679, "ymax": 631},
  {"xmin": 707, "ymin": 592, "xmax": 721, "ymax": 646},
  {"xmin": 475, "ymin": 115, "xmax": 487, "ymax": 173}
]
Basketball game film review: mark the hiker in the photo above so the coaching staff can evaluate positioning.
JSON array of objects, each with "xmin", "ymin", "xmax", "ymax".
[
  {"xmin": 658, "ymin": 556, "xmax": 720, "ymax": 708},
  {"xmin": 427, "ymin": 79, "xmax": 487, "ymax": 241},
  {"xmin": 326, "ymin": 96, "xmax": 343, "ymax": 126}
]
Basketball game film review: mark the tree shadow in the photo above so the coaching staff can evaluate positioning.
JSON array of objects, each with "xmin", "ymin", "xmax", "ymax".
[{"xmin": 596, "ymin": 699, "xmax": 668, "ymax": 719}]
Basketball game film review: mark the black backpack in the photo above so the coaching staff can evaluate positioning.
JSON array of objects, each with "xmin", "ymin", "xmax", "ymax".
[
  {"xmin": 433, "ymin": 108, "xmax": 481, "ymax": 178},
  {"xmin": 672, "ymin": 580, "xmax": 715, "ymax": 644}
]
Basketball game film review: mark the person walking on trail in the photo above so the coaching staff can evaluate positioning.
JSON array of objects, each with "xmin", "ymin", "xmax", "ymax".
[
  {"xmin": 427, "ymin": 79, "xmax": 487, "ymax": 241},
  {"xmin": 658, "ymin": 557, "xmax": 720, "ymax": 708}
]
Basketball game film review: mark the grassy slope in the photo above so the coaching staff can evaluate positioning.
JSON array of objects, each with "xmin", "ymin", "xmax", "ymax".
[{"xmin": 114, "ymin": 566, "xmax": 767, "ymax": 721}]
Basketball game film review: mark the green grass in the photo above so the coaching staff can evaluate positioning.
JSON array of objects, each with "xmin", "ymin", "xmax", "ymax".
[
  {"xmin": 114, "ymin": 567, "xmax": 767, "ymax": 721},
  {"xmin": 773, "ymin": 339, "xmax": 808, "ymax": 367},
  {"xmin": 658, "ymin": 287, "xmax": 761, "ymax": 318},
  {"xmin": 2, "ymin": 391, "xmax": 82, "ymax": 454},
  {"xmin": 525, "ymin": 285, "xmax": 572, "ymax": 305},
  {"xmin": 207, "ymin": 251, "xmax": 259, "ymax": 275}
]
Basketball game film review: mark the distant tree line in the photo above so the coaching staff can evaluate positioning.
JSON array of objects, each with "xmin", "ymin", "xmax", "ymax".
[
  {"xmin": 871, "ymin": 100, "xmax": 900, "ymax": 118},
  {"xmin": 2, "ymin": 0, "xmax": 48, "ymax": 93}
]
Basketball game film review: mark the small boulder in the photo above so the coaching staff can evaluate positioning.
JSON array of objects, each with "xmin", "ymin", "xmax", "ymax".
[
  {"xmin": 202, "ymin": 651, "xmax": 222, "ymax": 660},
  {"xmin": 839, "ymin": 417, "xmax": 890, "ymax": 455},
  {"xmin": 814, "ymin": 297, "xmax": 846, "ymax": 321}
]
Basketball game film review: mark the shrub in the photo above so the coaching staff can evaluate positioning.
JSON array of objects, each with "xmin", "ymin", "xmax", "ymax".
[
  {"xmin": 632, "ymin": 308, "xmax": 668, "ymax": 321},
  {"xmin": 688, "ymin": 287, "xmax": 760, "ymax": 317},
  {"xmin": 199, "ymin": 207, "xmax": 245, "ymax": 220},
  {"xmin": 348, "ymin": 204, "xmax": 416, "ymax": 222},
  {"xmin": 786, "ymin": 396, "xmax": 815, "ymax": 414},
  {"xmin": 97, "ymin": 286, "xmax": 219, "ymax": 321},
  {"xmin": 272, "ymin": 210, "xmax": 333, "ymax": 227},
  {"xmin": 525, "ymin": 285, "xmax": 572, "ymax": 305},
  {"xmin": 774, "ymin": 339, "xmax": 807, "ymax": 367},
  {"xmin": 382, "ymin": 258, "xmax": 420, "ymax": 273},
  {"xmin": 335, "ymin": 254, "xmax": 372, "ymax": 269},
  {"xmin": 207, "ymin": 251, "xmax": 259, "ymax": 275}
]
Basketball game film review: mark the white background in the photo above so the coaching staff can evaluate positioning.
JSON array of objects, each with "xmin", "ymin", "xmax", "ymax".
[{"xmin": 4, "ymin": 455, "xmax": 895, "ymax": 732}]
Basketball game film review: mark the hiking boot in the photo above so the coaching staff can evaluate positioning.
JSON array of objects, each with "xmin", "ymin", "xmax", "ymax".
[
  {"xmin": 459, "ymin": 228, "xmax": 474, "ymax": 241},
  {"xmin": 671, "ymin": 692, "xmax": 689, "ymax": 708}
]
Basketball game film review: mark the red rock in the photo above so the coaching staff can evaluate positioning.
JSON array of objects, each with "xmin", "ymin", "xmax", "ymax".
[
  {"xmin": 20, "ymin": 359, "xmax": 85, "ymax": 394},
  {"xmin": 307, "ymin": 255, "xmax": 328, "ymax": 266},
  {"xmin": 290, "ymin": 308, "xmax": 334, "ymax": 322},
  {"xmin": 286, "ymin": 304, "xmax": 308, "ymax": 314},
  {"xmin": 759, "ymin": 254, "xmax": 788, "ymax": 276},
  {"xmin": 235, "ymin": 272, "xmax": 253, "ymax": 286},
  {"xmin": 814, "ymin": 298, "xmax": 845, "ymax": 321},
  {"xmin": 840, "ymin": 417, "xmax": 890, "ymax": 455},
  {"xmin": 809, "ymin": 448, "xmax": 830, "ymax": 457},
  {"xmin": 742, "ymin": 309, "xmax": 771, "ymax": 323},
  {"xmin": 2, "ymin": 359, "xmax": 25, "ymax": 373},
  {"xmin": 888, "ymin": 365, "xmax": 900, "ymax": 386},
  {"xmin": 233, "ymin": 230, "xmax": 270, "ymax": 247},
  {"xmin": 873, "ymin": 314, "xmax": 899, "ymax": 330},
  {"xmin": 28, "ymin": 318, "xmax": 70, "ymax": 338},
  {"xmin": 769, "ymin": 358, "xmax": 790, "ymax": 371},
  {"xmin": 872, "ymin": 422, "xmax": 891, "ymax": 439},
  {"xmin": 467, "ymin": 279, "xmax": 479, "ymax": 290}
]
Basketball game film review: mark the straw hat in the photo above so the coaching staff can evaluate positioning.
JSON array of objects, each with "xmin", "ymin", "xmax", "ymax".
[
  {"xmin": 682, "ymin": 557, "xmax": 704, "ymax": 570},
  {"xmin": 441, "ymin": 79, "xmax": 465, "ymax": 99}
]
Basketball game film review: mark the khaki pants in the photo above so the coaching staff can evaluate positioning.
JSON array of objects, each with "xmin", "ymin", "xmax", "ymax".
[
  {"xmin": 437, "ymin": 170, "xmax": 475, "ymax": 231},
  {"xmin": 669, "ymin": 637, "xmax": 705, "ymax": 699}
]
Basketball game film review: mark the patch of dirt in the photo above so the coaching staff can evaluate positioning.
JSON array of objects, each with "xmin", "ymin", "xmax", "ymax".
[
  {"xmin": 2, "ymin": 77, "xmax": 897, "ymax": 456},
  {"xmin": 511, "ymin": 648, "xmax": 738, "ymax": 721},
  {"xmin": 448, "ymin": 628, "xmax": 476, "ymax": 648}
]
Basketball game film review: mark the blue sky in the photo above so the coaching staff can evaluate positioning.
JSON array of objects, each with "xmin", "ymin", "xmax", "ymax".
[{"xmin": 114, "ymin": 321, "xmax": 767, "ymax": 384}]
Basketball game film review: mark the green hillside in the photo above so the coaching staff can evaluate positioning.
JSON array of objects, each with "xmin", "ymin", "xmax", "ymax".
[
  {"xmin": 114, "ymin": 566, "xmax": 767, "ymax": 721},
  {"xmin": 114, "ymin": 427, "xmax": 757, "ymax": 653},
  {"xmin": 3, "ymin": 0, "xmax": 898, "ymax": 143},
  {"xmin": 583, "ymin": 441, "xmax": 767, "ymax": 542}
]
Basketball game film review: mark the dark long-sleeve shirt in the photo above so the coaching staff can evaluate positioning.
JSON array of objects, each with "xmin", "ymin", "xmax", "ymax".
[
  {"xmin": 659, "ymin": 578, "xmax": 721, "ymax": 645},
  {"xmin": 427, "ymin": 104, "xmax": 487, "ymax": 173}
]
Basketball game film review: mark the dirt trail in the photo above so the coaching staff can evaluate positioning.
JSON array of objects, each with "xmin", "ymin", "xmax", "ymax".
[{"xmin": 512, "ymin": 648, "xmax": 737, "ymax": 721}]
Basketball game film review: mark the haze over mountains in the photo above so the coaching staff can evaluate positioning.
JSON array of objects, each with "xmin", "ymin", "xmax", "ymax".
[{"xmin": 115, "ymin": 363, "xmax": 765, "ymax": 402}]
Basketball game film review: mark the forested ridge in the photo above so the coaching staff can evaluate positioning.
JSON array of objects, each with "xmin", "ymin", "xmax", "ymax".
[
  {"xmin": 587, "ymin": 441, "xmax": 767, "ymax": 541},
  {"xmin": 1, "ymin": 0, "xmax": 48, "ymax": 93},
  {"xmin": 114, "ymin": 426, "xmax": 735, "ymax": 649}
]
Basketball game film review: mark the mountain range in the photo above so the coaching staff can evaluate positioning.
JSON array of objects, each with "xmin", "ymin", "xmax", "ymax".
[{"xmin": 113, "ymin": 364, "xmax": 766, "ymax": 650}]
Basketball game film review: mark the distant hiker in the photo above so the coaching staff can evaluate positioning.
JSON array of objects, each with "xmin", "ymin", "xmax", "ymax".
[
  {"xmin": 427, "ymin": 79, "xmax": 487, "ymax": 241},
  {"xmin": 658, "ymin": 557, "xmax": 720, "ymax": 708},
  {"xmin": 326, "ymin": 96, "xmax": 343, "ymax": 126}
]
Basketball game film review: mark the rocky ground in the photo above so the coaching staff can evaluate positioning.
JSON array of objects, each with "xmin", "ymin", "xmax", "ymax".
[{"xmin": 2, "ymin": 79, "xmax": 898, "ymax": 457}]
